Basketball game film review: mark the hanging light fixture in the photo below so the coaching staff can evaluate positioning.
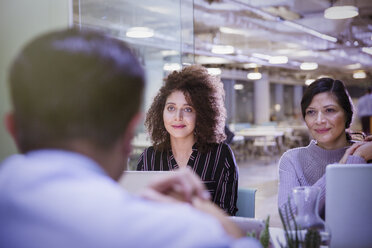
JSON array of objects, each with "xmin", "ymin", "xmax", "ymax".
[
  {"xmin": 353, "ymin": 70, "xmax": 366, "ymax": 79},
  {"xmin": 324, "ymin": 5, "xmax": 359, "ymax": 19},
  {"xmin": 247, "ymin": 67, "xmax": 262, "ymax": 80},
  {"xmin": 207, "ymin": 68, "xmax": 222, "ymax": 76},
  {"xmin": 211, "ymin": 45, "xmax": 235, "ymax": 54},
  {"xmin": 300, "ymin": 62, "xmax": 318, "ymax": 70},
  {"xmin": 126, "ymin": 27, "xmax": 154, "ymax": 38},
  {"xmin": 269, "ymin": 56, "xmax": 288, "ymax": 64}
]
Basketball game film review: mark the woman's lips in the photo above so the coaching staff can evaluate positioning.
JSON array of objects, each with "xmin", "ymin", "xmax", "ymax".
[
  {"xmin": 172, "ymin": 125, "xmax": 186, "ymax": 129},
  {"xmin": 315, "ymin": 128, "xmax": 330, "ymax": 134}
]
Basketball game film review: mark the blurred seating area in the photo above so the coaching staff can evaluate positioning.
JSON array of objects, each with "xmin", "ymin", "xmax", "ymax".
[{"xmin": 229, "ymin": 122, "xmax": 310, "ymax": 162}]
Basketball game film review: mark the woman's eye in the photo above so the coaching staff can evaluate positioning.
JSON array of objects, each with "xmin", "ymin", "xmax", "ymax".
[
  {"xmin": 167, "ymin": 106, "xmax": 175, "ymax": 111},
  {"xmin": 325, "ymin": 108, "xmax": 335, "ymax": 113},
  {"xmin": 184, "ymin": 107, "xmax": 193, "ymax": 113},
  {"xmin": 306, "ymin": 110, "xmax": 315, "ymax": 116}
]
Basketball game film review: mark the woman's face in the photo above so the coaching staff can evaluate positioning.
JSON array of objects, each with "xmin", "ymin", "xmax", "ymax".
[
  {"xmin": 163, "ymin": 90, "xmax": 196, "ymax": 141},
  {"xmin": 304, "ymin": 92, "xmax": 347, "ymax": 149}
]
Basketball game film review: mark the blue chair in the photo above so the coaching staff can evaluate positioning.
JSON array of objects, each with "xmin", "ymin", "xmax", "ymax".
[{"xmin": 236, "ymin": 188, "xmax": 257, "ymax": 218}]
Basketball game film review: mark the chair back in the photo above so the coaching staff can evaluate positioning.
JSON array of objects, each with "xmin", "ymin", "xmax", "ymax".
[{"xmin": 236, "ymin": 188, "xmax": 257, "ymax": 218}]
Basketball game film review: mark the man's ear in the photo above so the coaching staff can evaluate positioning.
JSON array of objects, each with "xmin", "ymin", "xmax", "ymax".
[{"xmin": 4, "ymin": 112, "xmax": 18, "ymax": 146}]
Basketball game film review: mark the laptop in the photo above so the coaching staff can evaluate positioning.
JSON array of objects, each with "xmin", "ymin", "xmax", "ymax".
[
  {"xmin": 326, "ymin": 164, "xmax": 372, "ymax": 248},
  {"xmin": 119, "ymin": 171, "xmax": 175, "ymax": 194}
]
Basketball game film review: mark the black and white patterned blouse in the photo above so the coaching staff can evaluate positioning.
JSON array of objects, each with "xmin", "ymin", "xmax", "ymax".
[{"xmin": 137, "ymin": 143, "xmax": 238, "ymax": 215}]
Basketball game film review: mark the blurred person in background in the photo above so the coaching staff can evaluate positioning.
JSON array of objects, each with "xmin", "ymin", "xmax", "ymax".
[
  {"xmin": 137, "ymin": 65, "xmax": 239, "ymax": 215},
  {"xmin": 357, "ymin": 87, "xmax": 372, "ymax": 135}
]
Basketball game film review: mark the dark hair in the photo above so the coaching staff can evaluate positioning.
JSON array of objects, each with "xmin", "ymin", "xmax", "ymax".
[
  {"xmin": 301, "ymin": 78, "xmax": 353, "ymax": 129},
  {"xmin": 145, "ymin": 65, "xmax": 226, "ymax": 152},
  {"xmin": 8, "ymin": 28, "xmax": 145, "ymax": 152}
]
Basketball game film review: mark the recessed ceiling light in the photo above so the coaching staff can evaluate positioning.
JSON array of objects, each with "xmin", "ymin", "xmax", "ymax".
[
  {"xmin": 344, "ymin": 63, "xmax": 361, "ymax": 70},
  {"xmin": 207, "ymin": 68, "xmax": 222, "ymax": 76},
  {"xmin": 161, "ymin": 50, "xmax": 179, "ymax": 56},
  {"xmin": 219, "ymin": 27, "xmax": 247, "ymax": 36},
  {"xmin": 211, "ymin": 45, "xmax": 235, "ymax": 54},
  {"xmin": 163, "ymin": 63, "xmax": 181, "ymax": 71},
  {"xmin": 274, "ymin": 104, "xmax": 281, "ymax": 112},
  {"xmin": 353, "ymin": 70, "xmax": 366, "ymax": 79},
  {"xmin": 362, "ymin": 47, "xmax": 372, "ymax": 55},
  {"xmin": 300, "ymin": 62, "xmax": 318, "ymax": 70},
  {"xmin": 324, "ymin": 6, "xmax": 359, "ymax": 19},
  {"xmin": 126, "ymin": 27, "xmax": 154, "ymax": 38},
  {"xmin": 243, "ymin": 63, "xmax": 260, "ymax": 69},
  {"xmin": 247, "ymin": 72, "xmax": 262, "ymax": 80},
  {"xmin": 317, "ymin": 75, "xmax": 332, "ymax": 79},
  {"xmin": 234, "ymin": 84, "xmax": 244, "ymax": 90},
  {"xmin": 269, "ymin": 56, "xmax": 288, "ymax": 64}
]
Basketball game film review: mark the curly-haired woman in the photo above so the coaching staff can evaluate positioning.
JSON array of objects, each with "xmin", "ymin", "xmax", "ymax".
[{"xmin": 137, "ymin": 65, "xmax": 238, "ymax": 215}]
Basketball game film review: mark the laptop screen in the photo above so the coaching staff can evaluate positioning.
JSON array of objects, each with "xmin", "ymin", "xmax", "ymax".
[
  {"xmin": 119, "ymin": 171, "xmax": 175, "ymax": 194},
  {"xmin": 325, "ymin": 164, "xmax": 372, "ymax": 248}
]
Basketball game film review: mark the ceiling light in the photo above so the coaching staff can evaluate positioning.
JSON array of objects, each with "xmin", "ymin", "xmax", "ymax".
[
  {"xmin": 219, "ymin": 27, "xmax": 247, "ymax": 36},
  {"xmin": 247, "ymin": 72, "xmax": 262, "ymax": 80},
  {"xmin": 300, "ymin": 62, "xmax": 318, "ymax": 70},
  {"xmin": 161, "ymin": 50, "xmax": 179, "ymax": 56},
  {"xmin": 269, "ymin": 56, "xmax": 288, "ymax": 64},
  {"xmin": 211, "ymin": 45, "xmax": 235, "ymax": 54},
  {"xmin": 305, "ymin": 79, "xmax": 315, "ymax": 86},
  {"xmin": 126, "ymin": 27, "xmax": 154, "ymax": 38},
  {"xmin": 243, "ymin": 63, "xmax": 260, "ymax": 69},
  {"xmin": 317, "ymin": 75, "xmax": 332, "ymax": 79},
  {"xmin": 353, "ymin": 70, "xmax": 366, "ymax": 79},
  {"xmin": 234, "ymin": 84, "xmax": 244, "ymax": 90},
  {"xmin": 207, "ymin": 68, "xmax": 222, "ymax": 76},
  {"xmin": 163, "ymin": 63, "xmax": 181, "ymax": 71},
  {"xmin": 344, "ymin": 63, "xmax": 361, "ymax": 70},
  {"xmin": 324, "ymin": 6, "xmax": 359, "ymax": 20},
  {"xmin": 274, "ymin": 104, "xmax": 281, "ymax": 112},
  {"xmin": 362, "ymin": 47, "xmax": 372, "ymax": 55}
]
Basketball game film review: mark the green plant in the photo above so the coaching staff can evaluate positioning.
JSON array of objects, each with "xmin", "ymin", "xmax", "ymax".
[
  {"xmin": 304, "ymin": 228, "xmax": 321, "ymax": 248},
  {"xmin": 247, "ymin": 215, "xmax": 271, "ymax": 248},
  {"xmin": 278, "ymin": 198, "xmax": 321, "ymax": 248}
]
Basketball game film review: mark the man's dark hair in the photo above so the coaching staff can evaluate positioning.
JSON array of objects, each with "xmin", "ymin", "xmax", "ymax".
[
  {"xmin": 8, "ymin": 28, "xmax": 145, "ymax": 152},
  {"xmin": 301, "ymin": 77, "xmax": 353, "ymax": 129}
]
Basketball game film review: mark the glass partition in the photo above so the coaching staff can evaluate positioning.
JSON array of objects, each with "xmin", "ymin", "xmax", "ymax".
[{"xmin": 73, "ymin": 0, "xmax": 194, "ymax": 169}]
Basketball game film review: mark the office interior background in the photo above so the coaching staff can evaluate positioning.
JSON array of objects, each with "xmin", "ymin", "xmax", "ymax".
[{"xmin": 1, "ymin": 0, "xmax": 371, "ymax": 160}]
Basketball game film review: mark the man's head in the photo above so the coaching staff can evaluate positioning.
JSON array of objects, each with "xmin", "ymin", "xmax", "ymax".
[{"xmin": 7, "ymin": 28, "xmax": 144, "ymax": 155}]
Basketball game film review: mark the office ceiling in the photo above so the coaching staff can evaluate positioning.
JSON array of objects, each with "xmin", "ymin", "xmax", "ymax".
[
  {"xmin": 74, "ymin": 0, "xmax": 372, "ymax": 87},
  {"xmin": 193, "ymin": 0, "xmax": 372, "ymax": 86}
]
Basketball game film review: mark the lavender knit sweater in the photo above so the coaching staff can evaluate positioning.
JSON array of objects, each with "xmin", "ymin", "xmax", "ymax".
[{"xmin": 278, "ymin": 139, "xmax": 366, "ymax": 216}]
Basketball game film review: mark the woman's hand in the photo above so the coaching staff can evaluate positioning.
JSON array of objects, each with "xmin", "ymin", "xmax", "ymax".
[
  {"xmin": 339, "ymin": 140, "xmax": 372, "ymax": 163},
  {"xmin": 353, "ymin": 141, "xmax": 372, "ymax": 162}
]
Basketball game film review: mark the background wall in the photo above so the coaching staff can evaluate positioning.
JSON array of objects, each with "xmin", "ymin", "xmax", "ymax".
[{"xmin": 0, "ymin": 0, "xmax": 71, "ymax": 161}]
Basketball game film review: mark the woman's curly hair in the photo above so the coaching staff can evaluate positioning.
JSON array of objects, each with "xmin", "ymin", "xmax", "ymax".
[{"xmin": 145, "ymin": 65, "xmax": 226, "ymax": 153}]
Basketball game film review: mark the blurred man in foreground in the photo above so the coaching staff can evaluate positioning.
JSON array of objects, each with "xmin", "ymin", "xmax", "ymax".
[{"xmin": 0, "ymin": 28, "xmax": 260, "ymax": 248}]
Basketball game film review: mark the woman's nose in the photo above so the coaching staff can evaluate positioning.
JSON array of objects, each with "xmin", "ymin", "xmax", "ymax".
[
  {"xmin": 315, "ymin": 111, "xmax": 325, "ymax": 124},
  {"xmin": 175, "ymin": 110, "xmax": 183, "ymax": 120}
]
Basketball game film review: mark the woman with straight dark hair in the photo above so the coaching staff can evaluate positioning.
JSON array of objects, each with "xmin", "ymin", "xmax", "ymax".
[
  {"xmin": 137, "ymin": 65, "xmax": 238, "ymax": 215},
  {"xmin": 278, "ymin": 78, "xmax": 372, "ymax": 217}
]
